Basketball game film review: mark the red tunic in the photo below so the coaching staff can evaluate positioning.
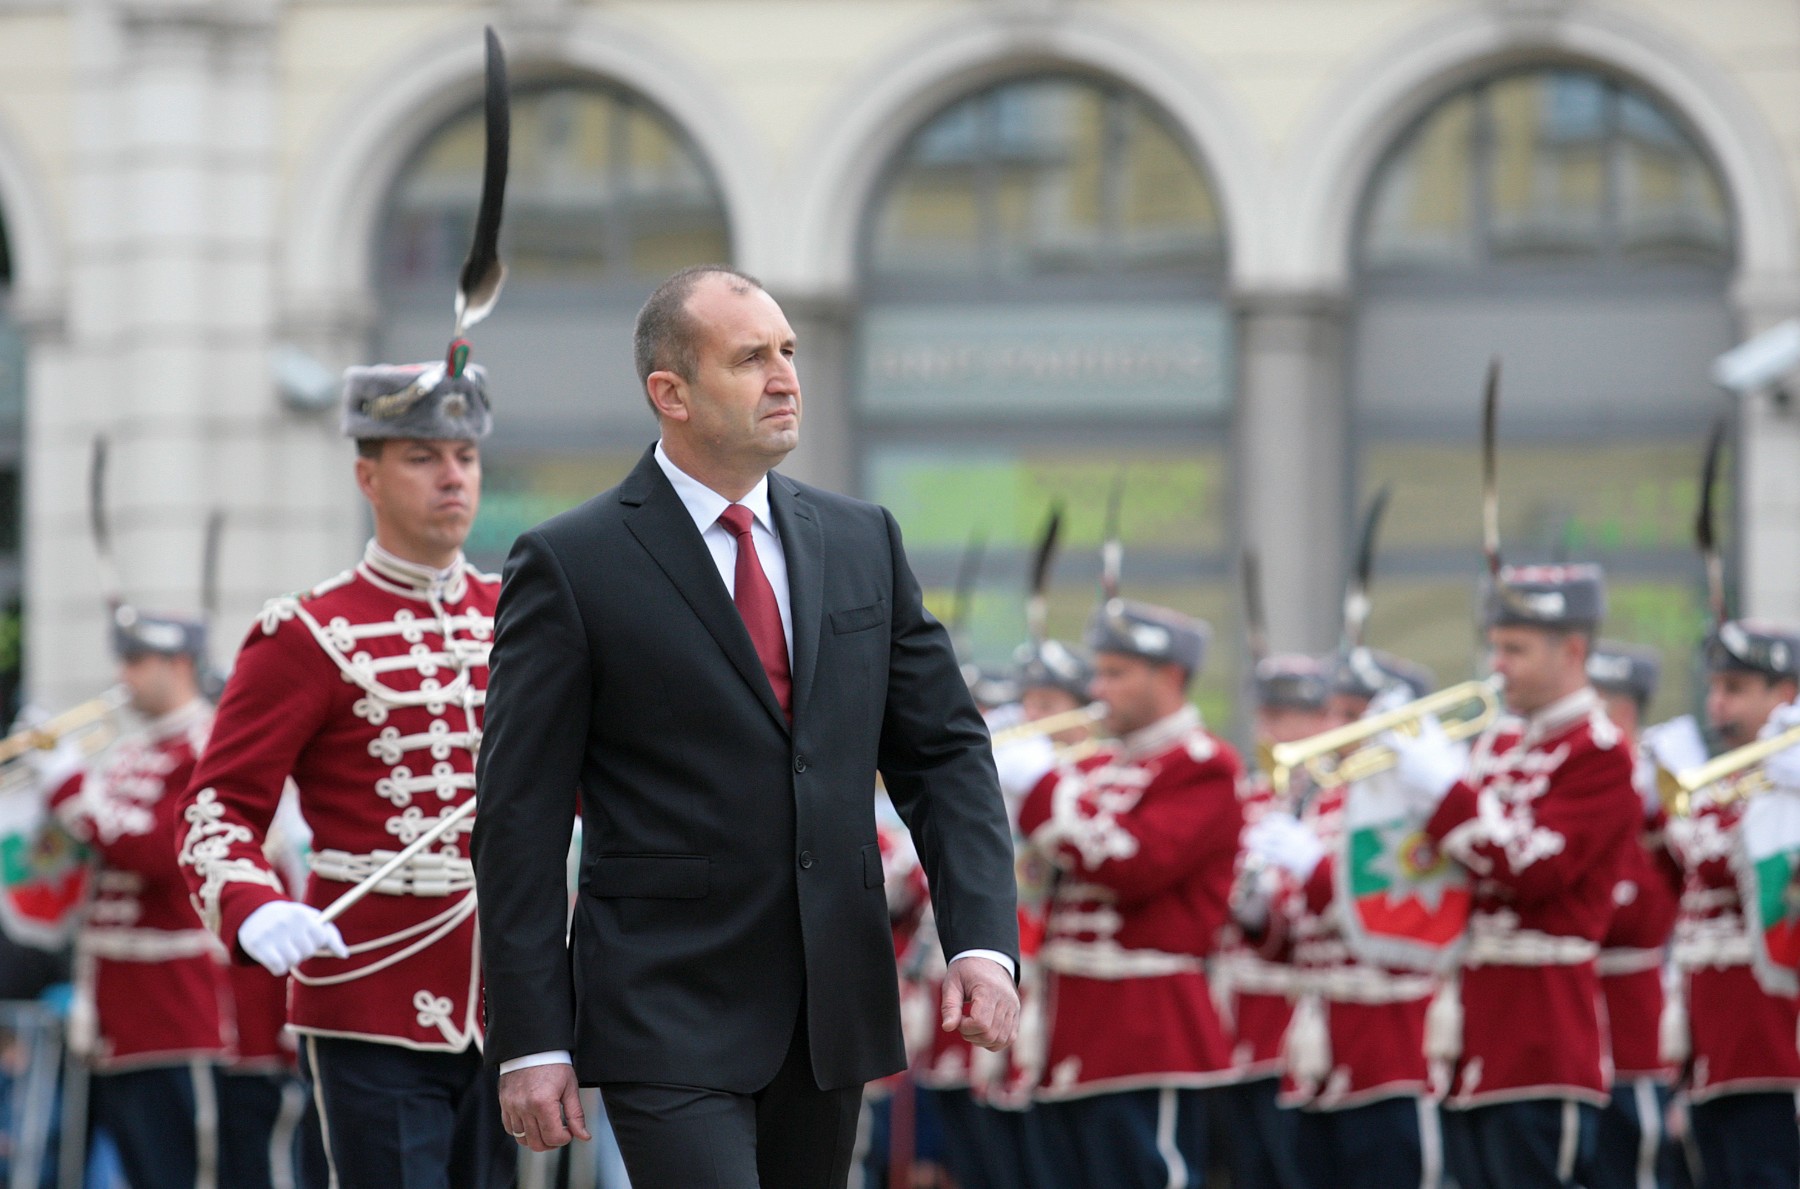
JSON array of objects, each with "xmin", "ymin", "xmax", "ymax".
[
  {"xmin": 1017, "ymin": 707, "xmax": 1242, "ymax": 1100},
  {"xmin": 51, "ymin": 702, "xmax": 229, "ymax": 1072},
  {"xmin": 1217, "ymin": 771, "xmax": 1298, "ymax": 1081},
  {"xmin": 177, "ymin": 544, "xmax": 497, "ymax": 1052},
  {"xmin": 1596, "ymin": 805, "xmax": 1680, "ymax": 1083},
  {"xmin": 1666, "ymin": 786, "xmax": 1800, "ymax": 1100},
  {"xmin": 1264, "ymin": 779, "xmax": 1437, "ymax": 1110},
  {"xmin": 1425, "ymin": 688, "xmax": 1638, "ymax": 1108}
]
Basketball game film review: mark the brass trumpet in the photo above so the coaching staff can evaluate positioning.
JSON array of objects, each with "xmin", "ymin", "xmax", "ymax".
[
  {"xmin": 0, "ymin": 686, "xmax": 130, "ymax": 796},
  {"xmin": 987, "ymin": 703, "xmax": 1107, "ymax": 748},
  {"xmin": 1266, "ymin": 679, "xmax": 1502, "ymax": 797},
  {"xmin": 1658, "ymin": 721, "xmax": 1800, "ymax": 818}
]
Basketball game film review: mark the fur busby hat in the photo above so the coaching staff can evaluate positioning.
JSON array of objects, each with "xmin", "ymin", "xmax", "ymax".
[
  {"xmin": 1482, "ymin": 563, "xmax": 1606, "ymax": 634},
  {"xmin": 1013, "ymin": 639, "xmax": 1093, "ymax": 704},
  {"xmin": 1587, "ymin": 640, "xmax": 1662, "ymax": 709},
  {"xmin": 1332, "ymin": 646, "xmax": 1435, "ymax": 703},
  {"xmin": 112, "ymin": 606, "xmax": 206, "ymax": 661},
  {"xmin": 1255, "ymin": 653, "xmax": 1332, "ymax": 712},
  {"xmin": 1704, "ymin": 619, "xmax": 1800, "ymax": 682},
  {"xmin": 341, "ymin": 363, "xmax": 492, "ymax": 442},
  {"xmin": 1085, "ymin": 599, "xmax": 1209, "ymax": 684}
]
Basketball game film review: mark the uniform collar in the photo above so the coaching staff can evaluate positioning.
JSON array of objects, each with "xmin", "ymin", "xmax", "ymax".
[
  {"xmin": 361, "ymin": 539, "xmax": 469, "ymax": 604},
  {"xmin": 654, "ymin": 441, "xmax": 775, "ymax": 537},
  {"xmin": 1522, "ymin": 686, "xmax": 1600, "ymax": 746},
  {"xmin": 1119, "ymin": 704, "xmax": 1202, "ymax": 762},
  {"xmin": 142, "ymin": 698, "xmax": 208, "ymax": 741}
]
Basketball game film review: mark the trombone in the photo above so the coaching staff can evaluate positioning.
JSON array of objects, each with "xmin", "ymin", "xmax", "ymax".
[
  {"xmin": 988, "ymin": 703, "xmax": 1107, "ymax": 748},
  {"xmin": 1266, "ymin": 679, "xmax": 1502, "ymax": 797},
  {"xmin": 0, "ymin": 687, "xmax": 130, "ymax": 795},
  {"xmin": 1658, "ymin": 721, "xmax": 1800, "ymax": 818}
]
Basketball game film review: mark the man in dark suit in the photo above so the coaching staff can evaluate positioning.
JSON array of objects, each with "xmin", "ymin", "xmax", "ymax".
[{"xmin": 472, "ymin": 265, "xmax": 1021, "ymax": 1189}]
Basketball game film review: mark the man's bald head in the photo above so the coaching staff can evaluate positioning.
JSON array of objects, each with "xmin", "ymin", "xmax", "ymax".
[{"xmin": 634, "ymin": 265, "xmax": 765, "ymax": 400}]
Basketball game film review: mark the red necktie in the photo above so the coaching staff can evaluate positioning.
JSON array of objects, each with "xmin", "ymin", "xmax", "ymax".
[{"xmin": 718, "ymin": 504, "xmax": 791, "ymax": 717}]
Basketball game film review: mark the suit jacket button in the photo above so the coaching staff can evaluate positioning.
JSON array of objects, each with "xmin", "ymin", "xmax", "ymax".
[
  {"xmin": 794, "ymin": 755, "xmax": 808, "ymax": 773},
  {"xmin": 799, "ymin": 851, "xmax": 815, "ymax": 869}
]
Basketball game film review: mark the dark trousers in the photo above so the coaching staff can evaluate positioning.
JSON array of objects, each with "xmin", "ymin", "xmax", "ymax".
[
  {"xmin": 296, "ymin": 1035, "xmax": 514, "ymax": 1189},
  {"xmin": 1579, "ymin": 1079, "xmax": 1678, "ymax": 1189},
  {"xmin": 919, "ymin": 1087, "xmax": 992, "ymax": 1188},
  {"xmin": 1034, "ymin": 1087, "xmax": 1210, "ymax": 1189},
  {"xmin": 219, "ymin": 1068, "xmax": 289, "ymax": 1189},
  {"xmin": 1296, "ymin": 1095, "xmax": 1437, "ymax": 1189},
  {"xmin": 1689, "ymin": 1092, "xmax": 1800, "ymax": 1189},
  {"xmin": 1216, "ymin": 1076, "xmax": 1310, "ymax": 1189},
  {"xmin": 1443, "ymin": 1099, "xmax": 1596, "ymax": 1189},
  {"xmin": 90, "ymin": 1062, "xmax": 215, "ymax": 1189},
  {"xmin": 600, "ymin": 1012, "xmax": 863, "ymax": 1189}
]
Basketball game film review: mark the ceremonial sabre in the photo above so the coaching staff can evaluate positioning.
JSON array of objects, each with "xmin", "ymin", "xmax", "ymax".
[{"xmin": 318, "ymin": 798, "xmax": 477, "ymax": 926}]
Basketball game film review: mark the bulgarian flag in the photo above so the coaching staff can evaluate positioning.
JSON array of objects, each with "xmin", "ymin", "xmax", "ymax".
[
  {"xmin": 0, "ymin": 790, "xmax": 87, "ymax": 950},
  {"xmin": 1334, "ymin": 769, "xmax": 1472, "ymax": 971},
  {"xmin": 1736, "ymin": 788, "xmax": 1800, "ymax": 998}
]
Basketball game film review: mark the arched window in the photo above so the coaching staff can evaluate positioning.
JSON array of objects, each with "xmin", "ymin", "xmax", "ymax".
[
  {"xmin": 857, "ymin": 75, "xmax": 1234, "ymax": 717},
  {"xmin": 375, "ymin": 81, "xmax": 732, "ymax": 566},
  {"xmin": 1352, "ymin": 67, "xmax": 1734, "ymax": 716}
]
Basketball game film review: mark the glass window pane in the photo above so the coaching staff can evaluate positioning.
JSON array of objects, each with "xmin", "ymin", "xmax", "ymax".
[
  {"xmin": 1362, "ymin": 91, "xmax": 1479, "ymax": 270},
  {"xmin": 1617, "ymin": 92, "xmax": 1732, "ymax": 262},
  {"xmin": 1120, "ymin": 104, "xmax": 1222, "ymax": 271},
  {"xmin": 991, "ymin": 82, "xmax": 1106, "ymax": 279},
  {"xmin": 1487, "ymin": 72, "xmax": 1609, "ymax": 260},
  {"xmin": 466, "ymin": 453, "xmax": 644, "ymax": 570}
]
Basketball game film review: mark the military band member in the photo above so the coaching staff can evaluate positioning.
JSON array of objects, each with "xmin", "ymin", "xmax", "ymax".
[
  {"xmin": 174, "ymin": 363, "xmax": 513, "ymax": 1189},
  {"xmin": 1214, "ymin": 653, "xmax": 1330, "ymax": 1189},
  {"xmin": 1580, "ymin": 641, "xmax": 1684, "ymax": 1189},
  {"xmin": 47, "ymin": 610, "xmax": 242, "ymax": 1189},
  {"xmin": 1244, "ymin": 649, "xmax": 1442, "ymax": 1189},
  {"xmin": 1018, "ymin": 600, "xmax": 1242, "ymax": 1189},
  {"xmin": 1663, "ymin": 620, "xmax": 1800, "ymax": 1188},
  {"xmin": 1385, "ymin": 564, "xmax": 1639, "ymax": 1189}
]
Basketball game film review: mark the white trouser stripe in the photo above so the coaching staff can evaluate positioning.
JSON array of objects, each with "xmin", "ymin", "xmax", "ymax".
[
  {"xmin": 191, "ymin": 1058, "xmax": 218, "ymax": 1189},
  {"xmin": 1155, "ymin": 1087, "xmax": 1190, "ymax": 1189},
  {"xmin": 1417, "ymin": 1096, "xmax": 1443, "ymax": 1189},
  {"xmin": 1556, "ymin": 1098, "xmax": 1580, "ymax": 1181},
  {"xmin": 307, "ymin": 1037, "xmax": 342, "ymax": 1189},
  {"xmin": 1633, "ymin": 1079, "xmax": 1661, "ymax": 1189}
]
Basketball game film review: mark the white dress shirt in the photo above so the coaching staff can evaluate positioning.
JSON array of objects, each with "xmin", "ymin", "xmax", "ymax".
[{"xmin": 498, "ymin": 447, "xmax": 1011, "ymax": 1076}]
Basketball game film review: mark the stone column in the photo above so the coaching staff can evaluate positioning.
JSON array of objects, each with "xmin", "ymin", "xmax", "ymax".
[
  {"xmin": 1731, "ymin": 279, "xmax": 1800, "ymax": 620},
  {"xmin": 1232, "ymin": 287, "xmax": 1351, "ymax": 653},
  {"xmin": 775, "ymin": 290, "xmax": 856, "ymax": 497}
]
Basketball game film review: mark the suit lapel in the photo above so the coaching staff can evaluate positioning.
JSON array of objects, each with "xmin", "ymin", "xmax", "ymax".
[
  {"xmin": 619, "ymin": 450, "xmax": 789, "ymax": 732},
  {"xmin": 770, "ymin": 473, "xmax": 823, "ymax": 722}
]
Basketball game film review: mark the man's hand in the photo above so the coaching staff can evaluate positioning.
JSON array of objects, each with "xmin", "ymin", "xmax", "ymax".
[
  {"xmin": 940, "ymin": 955, "xmax": 1019, "ymax": 1052},
  {"xmin": 237, "ymin": 901, "xmax": 348, "ymax": 976},
  {"xmin": 499, "ymin": 1062, "xmax": 591, "ymax": 1153}
]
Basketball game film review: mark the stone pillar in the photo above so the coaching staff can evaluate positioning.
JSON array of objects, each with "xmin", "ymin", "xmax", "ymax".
[
  {"xmin": 776, "ymin": 290, "xmax": 856, "ymax": 497},
  {"xmin": 1232, "ymin": 288, "xmax": 1351, "ymax": 653},
  {"xmin": 1731, "ymin": 279, "xmax": 1800, "ymax": 620}
]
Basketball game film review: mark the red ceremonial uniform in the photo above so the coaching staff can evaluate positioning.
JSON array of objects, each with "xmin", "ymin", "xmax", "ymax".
[
  {"xmin": 1665, "ymin": 785, "xmax": 1800, "ymax": 1099},
  {"xmin": 50, "ymin": 701, "xmax": 229, "ymax": 1070},
  {"xmin": 1217, "ymin": 770, "xmax": 1299, "ymax": 1081},
  {"xmin": 177, "ymin": 543, "xmax": 497, "ymax": 1052},
  {"xmin": 1278, "ymin": 778, "xmax": 1436, "ymax": 1109},
  {"xmin": 1424, "ymin": 687, "xmax": 1638, "ymax": 1108},
  {"xmin": 1596, "ymin": 808, "xmax": 1680, "ymax": 1083},
  {"xmin": 1017, "ymin": 706, "xmax": 1242, "ymax": 1099}
]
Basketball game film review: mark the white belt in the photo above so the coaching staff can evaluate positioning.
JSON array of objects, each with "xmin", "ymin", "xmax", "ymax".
[
  {"xmin": 95, "ymin": 871, "xmax": 143, "ymax": 894},
  {"xmin": 1465, "ymin": 919, "xmax": 1598, "ymax": 967},
  {"xmin": 1039, "ymin": 938, "xmax": 1203, "ymax": 980},
  {"xmin": 310, "ymin": 848, "xmax": 474, "ymax": 897},
  {"xmin": 1672, "ymin": 918, "xmax": 1753, "ymax": 970},
  {"xmin": 78, "ymin": 927, "xmax": 222, "ymax": 963},
  {"xmin": 1215, "ymin": 952, "xmax": 1299, "ymax": 996},
  {"xmin": 1304, "ymin": 964, "xmax": 1435, "ymax": 1005},
  {"xmin": 1596, "ymin": 946, "xmax": 1664, "ymax": 977}
]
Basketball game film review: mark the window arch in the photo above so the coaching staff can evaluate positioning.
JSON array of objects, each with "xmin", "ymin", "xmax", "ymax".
[
  {"xmin": 1351, "ymin": 66, "xmax": 1735, "ymax": 718},
  {"xmin": 855, "ymin": 73, "xmax": 1236, "ymax": 718},
  {"xmin": 374, "ymin": 81, "xmax": 732, "ymax": 566},
  {"xmin": 0, "ymin": 214, "xmax": 22, "ymax": 719}
]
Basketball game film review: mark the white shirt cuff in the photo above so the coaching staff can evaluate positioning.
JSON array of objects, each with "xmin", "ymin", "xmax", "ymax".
[
  {"xmin": 948, "ymin": 949, "xmax": 1016, "ymax": 981},
  {"xmin": 499, "ymin": 1049, "xmax": 573, "ymax": 1076}
]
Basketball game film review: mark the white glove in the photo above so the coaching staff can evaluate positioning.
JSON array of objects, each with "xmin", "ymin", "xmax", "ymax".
[
  {"xmin": 1382, "ymin": 716, "xmax": 1465, "ymax": 814},
  {"xmin": 1760, "ymin": 701, "xmax": 1800, "ymax": 792},
  {"xmin": 1640, "ymin": 715, "xmax": 1709, "ymax": 776},
  {"xmin": 238, "ymin": 900, "xmax": 348, "ymax": 976},
  {"xmin": 1244, "ymin": 811, "xmax": 1325, "ymax": 881}
]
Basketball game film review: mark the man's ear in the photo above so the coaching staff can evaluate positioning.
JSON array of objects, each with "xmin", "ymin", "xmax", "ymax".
[
  {"xmin": 646, "ymin": 371, "xmax": 689, "ymax": 422},
  {"xmin": 354, "ymin": 455, "xmax": 378, "ymax": 503}
]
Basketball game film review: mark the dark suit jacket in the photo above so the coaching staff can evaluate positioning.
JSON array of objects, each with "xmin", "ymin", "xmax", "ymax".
[{"xmin": 472, "ymin": 447, "xmax": 1018, "ymax": 1092}]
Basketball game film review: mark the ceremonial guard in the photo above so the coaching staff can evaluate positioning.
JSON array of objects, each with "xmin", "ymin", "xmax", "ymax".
[
  {"xmin": 1385, "ymin": 563, "xmax": 1638, "ymax": 1189},
  {"xmin": 1018, "ymin": 599, "xmax": 1242, "ymax": 1189},
  {"xmin": 1662, "ymin": 619, "xmax": 1800, "ymax": 1187},
  {"xmin": 1580, "ymin": 641, "xmax": 1684, "ymax": 1189},
  {"xmin": 174, "ymin": 29, "xmax": 514, "ymax": 1188},
  {"xmin": 1245, "ymin": 648, "xmax": 1443, "ymax": 1189},
  {"xmin": 1214, "ymin": 651, "xmax": 1327, "ymax": 1189},
  {"xmin": 49, "ymin": 609, "xmax": 236, "ymax": 1189}
]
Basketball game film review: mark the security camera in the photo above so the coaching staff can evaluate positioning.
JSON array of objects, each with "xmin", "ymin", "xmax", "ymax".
[
  {"xmin": 1712, "ymin": 319, "xmax": 1800, "ymax": 395},
  {"xmin": 273, "ymin": 344, "xmax": 341, "ymax": 413}
]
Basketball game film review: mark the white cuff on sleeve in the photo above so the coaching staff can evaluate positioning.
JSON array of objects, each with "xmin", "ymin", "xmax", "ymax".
[
  {"xmin": 948, "ymin": 949, "xmax": 1017, "ymax": 981},
  {"xmin": 499, "ymin": 1050, "xmax": 573, "ymax": 1076}
]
